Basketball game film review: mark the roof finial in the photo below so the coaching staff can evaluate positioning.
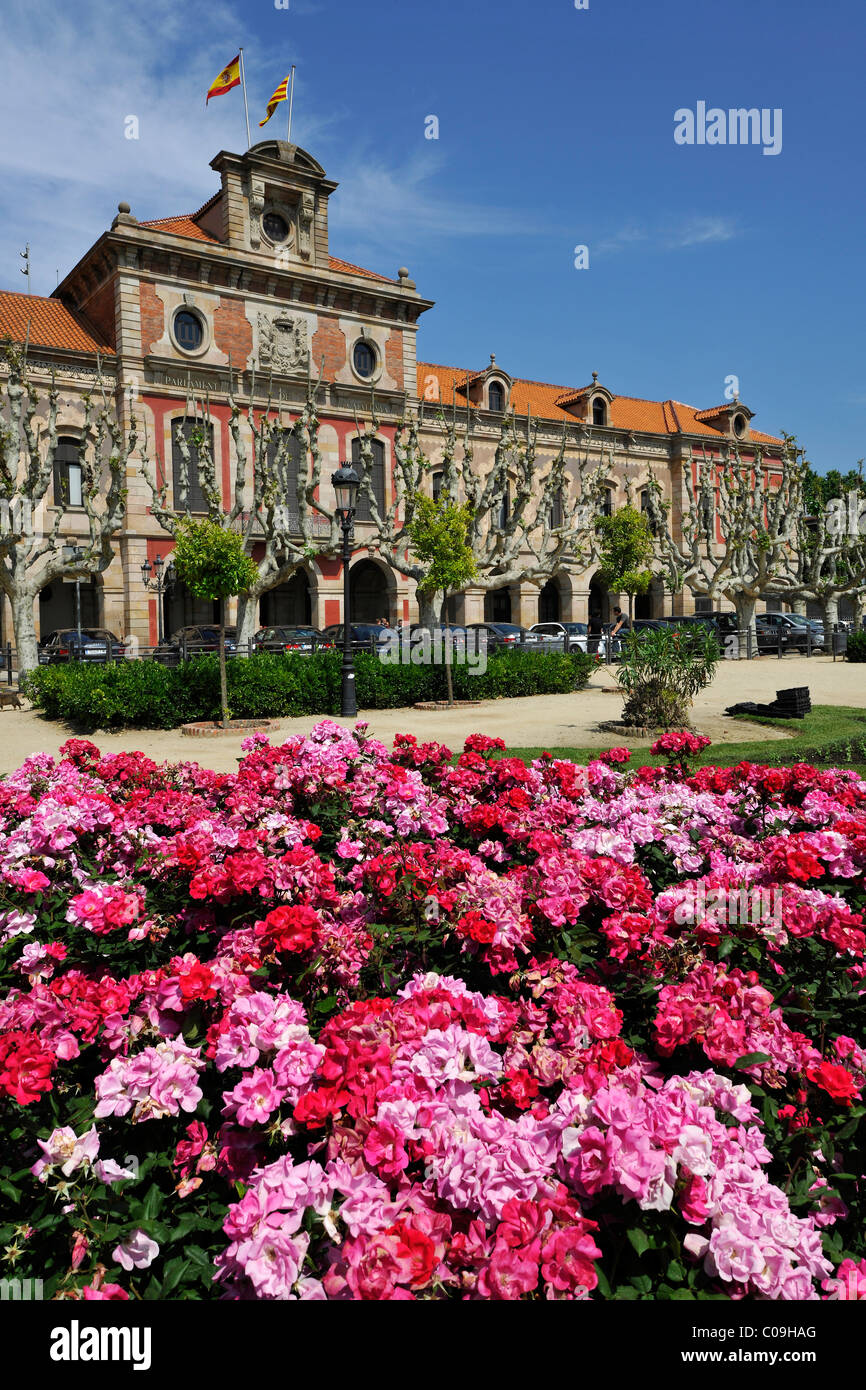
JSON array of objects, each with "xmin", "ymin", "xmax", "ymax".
[
  {"xmin": 490, "ymin": 353, "xmax": 496, "ymax": 366},
  {"xmin": 592, "ymin": 370, "xmax": 598, "ymax": 383}
]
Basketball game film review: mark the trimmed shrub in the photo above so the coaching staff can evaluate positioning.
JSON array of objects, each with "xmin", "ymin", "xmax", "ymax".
[
  {"xmin": 845, "ymin": 630, "xmax": 866, "ymax": 663},
  {"xmin": 23, "ymin": 649, "xmax": 594, "ymax": 731}
]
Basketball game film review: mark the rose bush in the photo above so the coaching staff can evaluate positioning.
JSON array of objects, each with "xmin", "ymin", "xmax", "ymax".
[{"xmin": 0, "ymin": 723, "xmax": 863, "ymax": 1300}]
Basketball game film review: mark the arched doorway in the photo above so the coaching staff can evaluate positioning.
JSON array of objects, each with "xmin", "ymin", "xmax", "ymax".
[
  {"xmin": 588, "ymin": 575, "xmax": 610, "ymax": 626},
  {"xmin": 164, "ymin": 580, "xmax": 219, "ymax": 637},
  {"xmin": 260, "ymin": 570, "xmax": 312, "ymax": 626},
  {"xmin": 39, "ymin": 577, "xmax": 100, "ymax": 634},
  {"xmin": 538, "ymin": 579, "xmax": 560, "ymax": 624},
  {"xmin": 484, "ymin": 587, "xmax": 512, "ymax": 622},
  {"xmin": 349, "ymin": 559, "xmax": 388, "ymax": 623}
]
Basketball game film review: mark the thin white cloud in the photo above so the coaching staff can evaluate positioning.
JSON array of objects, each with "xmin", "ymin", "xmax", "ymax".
[
  {"xmin": 594, "ymin": 216, "xmax": 739, "ymax": 258},
  {"xmin": 0, "ymin": 0, "xmax": 538, "ymax": 297},
  {"xmin": 665, "ymin": 216, "xmax": 738, "ymax": 249}
]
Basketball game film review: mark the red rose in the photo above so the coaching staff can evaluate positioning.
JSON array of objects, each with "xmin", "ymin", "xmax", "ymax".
[{"xmin": 806, "ymin": 1062, "xmax": 861, "ymax": 1107}]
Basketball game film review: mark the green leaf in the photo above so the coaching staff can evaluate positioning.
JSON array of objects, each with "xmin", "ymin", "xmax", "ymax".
[
  {"xmin": 732, "ymin": 1051, "xmax": 771, "ymax": 1068},
  {"xmin": 627, "ymin": 1228, "xmax": 651, "ymax": 1257}
]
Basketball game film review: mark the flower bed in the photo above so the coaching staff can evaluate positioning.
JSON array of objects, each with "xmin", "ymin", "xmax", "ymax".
[{"xmin": 0, "ymin": 723, "xmax": 863, "ymax": 1301}]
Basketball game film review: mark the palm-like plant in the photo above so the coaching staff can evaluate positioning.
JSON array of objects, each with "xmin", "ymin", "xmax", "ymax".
[{"xmin": 616, "ymin": 626, "xmax": 720, "ymax": 728}]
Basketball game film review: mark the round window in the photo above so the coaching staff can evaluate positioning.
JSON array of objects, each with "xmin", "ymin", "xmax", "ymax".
[
  {"xmin": 353, "ymin": 340, "xmax": 377, "ymax": 379},
  {"xmin": 174, "ymin": 310, "xmax": 204, "ymax": 352},
  {"xmin": 733, "ymin": 413, "xmax": 746, "ymax": 437},
  {"xmin": 263, "ymin": 212, "xmax": 289, "ymax": 243}
]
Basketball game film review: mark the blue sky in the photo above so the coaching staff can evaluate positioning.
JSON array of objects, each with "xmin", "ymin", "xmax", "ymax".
[{"xmin": 0, "ymin": 0, "xmax": 862, "ymax": 471}]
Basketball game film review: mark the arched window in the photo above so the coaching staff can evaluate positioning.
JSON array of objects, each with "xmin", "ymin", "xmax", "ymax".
[
  {"xmin": 600, "ymin": 486, "xmax": 614, "ymax": 517},
  {"xmin": 488, "ymin": 381, "xmax": 504, "ymax": 412},
  {"xmin": 53, "ymin": 436, "xmax": 83, "ymax": 508},
  {"xmin": 592, "ymin": 397, "xmax": 607, "ymax": 427},
  {"xmin": 548, "ymin": 488, "xmax": 564, "ymax": 529},
  {"xmin": 267, "ymin": 431, "xmax": 303, "ymax": 531},
  {"xmin": 351, "ymin": 437, "xmax": 386, "ymax": 521},
  {"xmin": 498, "ymin": 482, "xmax": 511, "ymax": 529},
  {"xmin": 432, "ymin": 470, "xmax": 444, "ymax": 502},
  {"xmin": 639, "ymin": 488, "xmax": 649, "ymax": 512},
  {"xmin": 171, "ymin": 418, "xmax": 214, "ymax": 514}
]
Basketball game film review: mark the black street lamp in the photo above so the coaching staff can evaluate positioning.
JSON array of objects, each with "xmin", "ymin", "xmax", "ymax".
[
  {"xmin": 331, "ymin": 462, "xmax": 360, "ymax": 717},
  {"xmin": 61, "ymin": 542, "xmax": 85, "ymax": 644},
  {"xmin": 141, "ymin": 553, "xmax": 176, "ymax": 645}
]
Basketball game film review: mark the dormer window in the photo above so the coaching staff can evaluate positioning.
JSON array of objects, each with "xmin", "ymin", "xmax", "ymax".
[
  {"xmin": 488, "ymin": 381, "xmax": 504, "ymax": 412},
  {"xmin": 592, "ymin": 397, "xmax": 607, "ymax": 427},
  {"xmin": 733, "ymin": 413, "xmax": 746, "ymax": 438}
]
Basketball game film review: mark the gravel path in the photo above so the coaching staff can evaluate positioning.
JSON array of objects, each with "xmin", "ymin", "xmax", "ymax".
[{"xmin": 1, "ymin": 655, "xmax": 861, "ymax": 774}]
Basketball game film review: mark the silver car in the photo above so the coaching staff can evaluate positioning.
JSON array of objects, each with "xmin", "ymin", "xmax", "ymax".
[{"xmin": 528, "ymin": 621, "xmax": 589, "ymax": 652}]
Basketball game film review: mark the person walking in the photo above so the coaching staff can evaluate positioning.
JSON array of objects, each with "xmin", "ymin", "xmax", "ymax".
[{"xmin": 609, "ymin": 606, "xmax": 629, "ymax": 658}]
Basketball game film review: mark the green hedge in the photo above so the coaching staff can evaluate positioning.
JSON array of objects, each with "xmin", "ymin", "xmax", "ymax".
[
  {"xmin": 845, "ymin": 630, "xmax": 866, "ymax": 663},
  {"xmin": 23, "ymin": 649, "xmax": 594, "ymax": 732}
]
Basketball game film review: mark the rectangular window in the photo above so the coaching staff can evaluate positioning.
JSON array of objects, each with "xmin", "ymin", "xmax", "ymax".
[
  {"xmin": 171, "ymin": 420, "xmax": 213, "ymax": 514},
  {"xmin": 53, "ymin": 438, "xmax": 84, "ymax": 508},
  {"xmin": 351, "ymin": 437, "xmax": 385, "ymax": 522}
]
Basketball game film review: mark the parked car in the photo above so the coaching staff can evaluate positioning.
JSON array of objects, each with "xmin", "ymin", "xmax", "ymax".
[
  {"xmin": 752, "ymin": 614, "xmax": 802, "ymax": 652},
  {"xmin": 528, "ymin": 621, "xmax": 589, "ymax": 652},
  {"xmin": 153, "ymin": 625, "xmax": 237, "ymax": 666},
  {"xmin": 253, "ymin": 626, "xmax": 332, "ymax": 653},
  {"xmin": 464, "ymin": 622, "xmax": 539, "ymax": 649},
  {"xmin": 408, "ymin": 623, "xmax": 468, "ymax": 636},
  {"xmin": 38, "ymin": 628, "xmax": 126, "ymax": 664},
  {"xmin": 763, "ymin": 613, "xmax": 825, "ymax": 650},
  {"xmin": 321, "ymin": 623, "xmax": 391, "ymax": 649},
  {"xmin": 659, "ymin": 613, "xmax": 739, "ymax": 637}
]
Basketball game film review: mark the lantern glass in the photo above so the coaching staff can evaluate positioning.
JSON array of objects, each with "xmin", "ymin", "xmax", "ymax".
[{"xmin": 331, "ymin": 464, "xmax": 360, "ymax": 519}]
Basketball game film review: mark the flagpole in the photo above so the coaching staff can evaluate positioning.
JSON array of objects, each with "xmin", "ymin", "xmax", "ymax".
[
  {"xmin": 238, "ymin": 47, "xmax": 252, "ymax": 149},
  {"xmin": 287, "ymin": 65, "xmax": 296, "ymax": 143}
]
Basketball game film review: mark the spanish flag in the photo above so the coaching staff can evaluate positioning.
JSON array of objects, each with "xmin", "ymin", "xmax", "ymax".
[
  {"xmin": 206, "ymin": 55, "xmax": 241, "ymax": 104},
  {"xmin": 259, "ymin": 73, "xmax": 290, "ymax": 127}
]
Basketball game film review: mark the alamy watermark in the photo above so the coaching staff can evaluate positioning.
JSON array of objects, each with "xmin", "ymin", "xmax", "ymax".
[
  {"xmin": 0, "ymin": 1276, "xmax": 43, "ymax": 1300},
  {"xmin": 673, "ymin": 884, "xmax": 783, "ymax": 928},
  {"xmin": 825, "ymin": 490, "xmax": 866, "ymax": 539},
  {"xmin": 675, "ymin": 103, "xmax": 782, "ymax": 156},
  {"xmin": 378, "ymin": 628, "xmax": 487, "ymax": 674}
]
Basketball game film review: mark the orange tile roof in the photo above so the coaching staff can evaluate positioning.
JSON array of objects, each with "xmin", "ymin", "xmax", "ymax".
[
  {"xmin": 0, "ymin": 290, "xmax": 114, "ymax": 355},
  {"xmin": 137, "ymin": 211, "xmax": 396, "ymax": 283},
  {"xmin": 327, "ymin": 256, "xmax": 396, "ymax": 283},
  {"xmin": 138, "ymin": 214, "xmax": 219, "ymax": 243},
  {"xmin": 417, "ymin": 362, "xmax": 781, "ymax": 447}
]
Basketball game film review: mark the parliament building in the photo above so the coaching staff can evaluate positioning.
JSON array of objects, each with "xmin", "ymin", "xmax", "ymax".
[{"xmin": 0, "ymin": 139, "xmax": 787, "ymax": 645}]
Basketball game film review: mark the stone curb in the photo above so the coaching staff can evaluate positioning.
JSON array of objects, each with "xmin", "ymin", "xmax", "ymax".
[{"xmin": 181, "ymin": 719, "xmax": 277, "ymax": 738}]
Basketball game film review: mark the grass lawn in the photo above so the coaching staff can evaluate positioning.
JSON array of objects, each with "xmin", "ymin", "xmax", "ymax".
[{"xmin": 504, "ymin": 704, "xmax": 866, "ymax": 773}]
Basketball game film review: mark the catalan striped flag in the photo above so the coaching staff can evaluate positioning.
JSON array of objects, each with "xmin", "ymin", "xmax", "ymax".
[
  {"xmin": 259, "ymin": 73, "xmax": 291, "ymax": 127},
  {"xmin": 206, "ymin": 55, "xmax": 241, "ymax": 104}
]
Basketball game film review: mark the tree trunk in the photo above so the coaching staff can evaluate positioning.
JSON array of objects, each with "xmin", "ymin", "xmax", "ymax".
[
  {"xmin": 733, "ymin": 594, "xmax": 757, "ymax": 660},
  {"xmin": 416, "ymin": 590, "xmax": 438, "ymax": 629},
  {"xmin": 791, "ymin": 598, "xmax": 808, "ymax": 617},
  {"xmin": 628, "ymin": 591, "xmax": 634, "ymax": 624},
  {"xmin": 235, "ymin": 590, "xmax": 260, "ymax": 657},
  {"xmin": 440, "ymin": 596, "xmax": 454, "ymax": 707},
  {"xmin": 819, "ymin": 594, "xmax": 839, "ymax": 638},
  {"xmin": 218, "ymin": 596, "xmax": 229, "ymax": 728},
  {"xmin": 11, "ymin": 590, "xmax": 39, "ymax": 680}
]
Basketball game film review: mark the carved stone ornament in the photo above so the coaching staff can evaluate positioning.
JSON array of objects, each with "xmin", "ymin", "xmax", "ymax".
[
  {"xmin": 257, "ymin": 311, "xmax": 309, "ymax": 373},
  {"xmin": 249, "ymin": 177, "xmax": 266, "ymax": 249},
  {"xmin": 298, "ymin": 192, "xmax": 314, "ymax": 260}
]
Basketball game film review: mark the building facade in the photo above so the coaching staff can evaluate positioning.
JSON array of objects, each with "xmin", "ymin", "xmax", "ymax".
[{"xmin": 0, "ymin": 139, "xmax": 788, "ymax": 645}]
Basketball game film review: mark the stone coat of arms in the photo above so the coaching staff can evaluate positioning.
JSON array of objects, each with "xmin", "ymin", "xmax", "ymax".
[{"xmin": 257, "ymin": 311, "xmax": 309, "ymax": 373}]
